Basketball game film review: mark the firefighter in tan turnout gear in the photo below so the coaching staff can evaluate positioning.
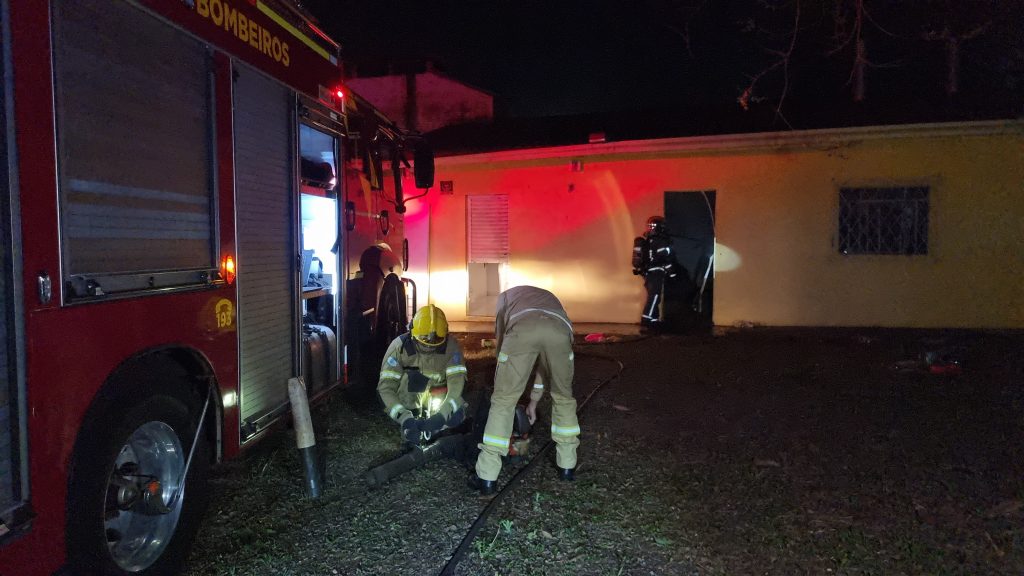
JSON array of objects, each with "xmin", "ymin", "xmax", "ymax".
[
  {"xmin": 378, "ymin": 305, "xmax": 468, "ymax": 445},
  {"xmin": 469, "ymin": 286, "xmax": 579, "ymax": 495}
]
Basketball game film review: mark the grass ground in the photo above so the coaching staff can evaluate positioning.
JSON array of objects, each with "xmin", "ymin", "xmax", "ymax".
[{"xmin": 183, "ymin": 329, "xmax": 1024, "ymax": 575}]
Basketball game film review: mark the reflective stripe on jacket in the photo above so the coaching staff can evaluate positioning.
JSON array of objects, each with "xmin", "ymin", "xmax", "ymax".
[{"xmin": 377, "ymin": 334, "xmax": 467, "ymax": 421}]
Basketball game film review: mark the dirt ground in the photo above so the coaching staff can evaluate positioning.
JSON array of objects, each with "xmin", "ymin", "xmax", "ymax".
[{"xmin": 182, "ymin": 328, "xmax": 1024, "ymax": 575}]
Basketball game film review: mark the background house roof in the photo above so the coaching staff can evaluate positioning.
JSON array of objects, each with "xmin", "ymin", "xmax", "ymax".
[{"xmin": 425, "ymin": 97, "xmax": 1023, "ymax": 156}]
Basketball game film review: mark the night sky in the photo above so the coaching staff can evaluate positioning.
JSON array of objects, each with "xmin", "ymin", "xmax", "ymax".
[
  {"xmin": 303, "ymin": 0, "xmax": 1024, "ymax": 126},
  {"xmin": 302, "ymin": 1, "xmax": 700, "ymax": 117}
]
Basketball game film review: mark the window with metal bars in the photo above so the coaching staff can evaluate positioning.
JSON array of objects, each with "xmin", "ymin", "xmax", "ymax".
[{"xmin": 837, "ymin": 187, "xmax": 930, "ymax": 255}]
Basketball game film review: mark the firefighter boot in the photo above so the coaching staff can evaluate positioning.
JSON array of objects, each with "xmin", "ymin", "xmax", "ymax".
[
  {"xmin": 557, "ymin": 466, "xmax": 575, "ymax": 481},
  {"xmin": 467, "ymin": 474, "xmax": 496, "ymax": 496}
]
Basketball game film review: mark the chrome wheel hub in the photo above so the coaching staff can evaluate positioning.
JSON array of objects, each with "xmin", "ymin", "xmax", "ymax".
[{"xmin": 104, "ymin": 421, "xmax": 185, "ymax": 572}]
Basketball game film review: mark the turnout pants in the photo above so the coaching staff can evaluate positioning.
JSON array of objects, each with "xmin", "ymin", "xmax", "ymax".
[
  {"xmin": 642, "ymin": 269, "xmax": 666, "ymax": 326},
  {"xmin": 476, "ymin": 314, "xmax": 579, "ymax": 481}
]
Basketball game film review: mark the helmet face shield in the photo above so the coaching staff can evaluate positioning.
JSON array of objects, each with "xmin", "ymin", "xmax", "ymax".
[
  {"xmin": 646, "ymin": 216, "xmax": 666, "ymax": 234},
  {"xmin": 413, "ymin": 338, "xmax": 442, "ymax": 354},
  {"xmin": 414, "ymin": 331, "xmax": 444, "ymax": 348}
]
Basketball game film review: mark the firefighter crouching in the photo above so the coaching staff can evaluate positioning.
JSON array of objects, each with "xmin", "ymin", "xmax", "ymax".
[
  {"xmin": 378, "ymin": 305, "xmax": 468, "ymax": 445},
  {"xmin": 469, "ymin": 286, "xmax": 579, "ymax": 495},
  {"xmin": 633, "ymin": 215, "xmax": 677, "ymax": 331}
]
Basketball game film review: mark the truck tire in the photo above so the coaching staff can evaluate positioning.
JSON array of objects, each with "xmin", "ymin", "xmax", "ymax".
[
  {"xmin": 375, "ymin": 273, "xmax": 407, "ymax": 350},
  {"xmin": 346, "ymin": 273, "xmax": 406, "ymax": 400},
  {"xmin": 66, "ymin": 368, "xmax": 211, "ymax": 575}
]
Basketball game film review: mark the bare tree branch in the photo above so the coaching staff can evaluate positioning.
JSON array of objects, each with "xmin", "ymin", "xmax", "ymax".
[
  {"xmin": 861, "ymin": 3, "xmax": 901, "ymax": 38},
  {"xmin": 867, "ymin": 58, "xmax": 906, "ymax": 69},
  {"xmin": 776, "ymin": 0, "xmax": 801, "ymax": 116},
  {"xmin": 663, "ymin": 0, "xmax": 709, "ymax": 60},
  {"xmin": 737, "ymin": 0, "xmax": 801, "ymax": 124},
  {"xmin": 922, "ymin": 21, "xmax": 992, "ymax": 95},
  {"xmin": 853, "ymin": 37, "xmax": 866, "ymax": 101}
]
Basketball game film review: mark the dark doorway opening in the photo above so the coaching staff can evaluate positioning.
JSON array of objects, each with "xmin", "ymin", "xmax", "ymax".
[{"xmin": 664, "ymin": 191, "xmax": 716, "ymax": 330}]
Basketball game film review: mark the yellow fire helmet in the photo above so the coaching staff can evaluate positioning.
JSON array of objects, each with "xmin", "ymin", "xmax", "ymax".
[{"xmin": 410, "ymin": 304, "xmax": 448, "ymax": 347}]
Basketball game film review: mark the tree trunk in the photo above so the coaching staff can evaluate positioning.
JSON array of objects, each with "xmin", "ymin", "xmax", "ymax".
[
  {"xmin": 946, "ymin": 37, "xmax": 960, "ymax": 95},
  {"xmin": 853, "ymin": 38, "xmax": 866, "ymax": 102}
]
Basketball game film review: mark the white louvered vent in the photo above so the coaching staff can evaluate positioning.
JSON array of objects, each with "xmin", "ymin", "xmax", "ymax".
[{"xmin": 468, "ymin": 195, "xmax": 509, "ymax": 264}]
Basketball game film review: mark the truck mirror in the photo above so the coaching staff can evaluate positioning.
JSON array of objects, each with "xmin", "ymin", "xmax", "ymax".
[
  {"xmin": 413, "ymin": 140, "xmax": 434, "ymax": 189},
  {"xmin": 367, "ymin": 147, "xmax": 384, "ymax": 191},
  {"xmin": 344, "ymin": 201, "xmax": 356, "ymax": 231},
  {"xmin": 392, "ymin": 152, "xmax": 405, "ymax": 214}
]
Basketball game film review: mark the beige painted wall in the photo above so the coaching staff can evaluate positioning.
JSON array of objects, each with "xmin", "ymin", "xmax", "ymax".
[{"xmin": 423, "ymin": 123, "xmax": 1024, "ymax": 328}]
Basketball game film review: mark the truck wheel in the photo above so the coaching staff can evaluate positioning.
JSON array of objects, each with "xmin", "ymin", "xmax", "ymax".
[
  {"xmin": 376, "ymin": 273, "xmax": 407, "ymax": 347},
  {"xmin": 67, "ymin": 375, "xmax": 210, "ymax": 575}
]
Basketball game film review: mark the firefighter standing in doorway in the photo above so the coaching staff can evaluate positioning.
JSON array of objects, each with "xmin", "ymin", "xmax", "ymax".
[
  {"xmin": 469, "ymin": 286, "xmax": 579, "ymax": 495},
  {"xmin": 378, "ymin": 305, "xmax": 468, "ymax": 445},
  {"xmin": 633, "ymin": 215, "xmax": 677, "ymax": 332}
]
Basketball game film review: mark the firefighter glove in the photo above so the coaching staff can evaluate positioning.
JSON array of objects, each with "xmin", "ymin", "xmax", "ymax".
[
  {"xmin": 525, "ymin": 400, "xmax": 538, "ymax": 425},
  {"xmin": 447, "ymin": 406, "xmax": 466, "ymax": 428},
  {"xmin": 422, "ymin": 413, "xmax": 446, "ymax": 434},
  {"xmin": 401, "ymin": 417, "xmax": 422, "ymax": 444}
]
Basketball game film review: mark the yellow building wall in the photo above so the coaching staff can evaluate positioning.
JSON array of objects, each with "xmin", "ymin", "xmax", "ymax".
[{"xmin": 424, "ymin": 125, "xmax": 1023, "ymax": 328}]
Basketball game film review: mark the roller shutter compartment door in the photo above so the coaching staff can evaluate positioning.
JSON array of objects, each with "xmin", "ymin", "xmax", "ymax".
[
  {"xmin": 52, "ymin": 0, "xmax": 215, "ymax": 292},
  {"xmin": 0, "ymin": 3, "xmax": 19, "ymax": 520},
  {"xmin": 0, "ymin": 143, "xmax": 13, "ymax": 519},
  {"xmin": 233, "ymin": 65, "xmax": 296, "ymax": 431}
]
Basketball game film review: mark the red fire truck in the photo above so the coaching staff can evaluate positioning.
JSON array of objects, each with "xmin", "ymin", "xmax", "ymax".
[{"xmin": 0, "ymin": 1, "xmax": 430, "ymax": 574}]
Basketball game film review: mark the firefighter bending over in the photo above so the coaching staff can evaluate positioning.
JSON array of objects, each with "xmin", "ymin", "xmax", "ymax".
[
  {"xmin": 469, "ymin": 286, "xmax": 579, "ymax": 495},
  {"xmin": 633, "ymin": 215, "xmax": 677, "ymax": 331},
  {"xmin": 378, "ymin": 305, "xmax": 468, "ymax": 445}
]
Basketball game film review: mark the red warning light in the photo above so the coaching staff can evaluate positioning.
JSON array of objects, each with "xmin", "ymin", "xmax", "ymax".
[{"xmin": 335, "ymin": 89, "xmax": 344, "ymax": 99}]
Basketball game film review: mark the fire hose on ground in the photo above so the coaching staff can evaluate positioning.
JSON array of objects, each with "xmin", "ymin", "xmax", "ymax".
[
  {"xmin": 364, "ymin": 434, "xmax": 469, "ymax": 488},
  {"xmin": 436, "ymin": 345, "xmax": 629, "ymax": 576}
]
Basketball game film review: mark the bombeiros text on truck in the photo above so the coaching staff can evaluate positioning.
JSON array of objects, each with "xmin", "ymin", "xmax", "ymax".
[{"xmin": 0, "ymin": 0, "xmax": 433, "ymax": 574}]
